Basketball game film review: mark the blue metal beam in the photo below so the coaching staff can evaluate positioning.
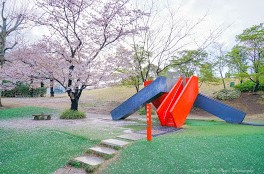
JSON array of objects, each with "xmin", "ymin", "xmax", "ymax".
[
  {"xmin": 194, "ymin": 93, "xmax": 246, "ymax": 123},
  {"xmin": 111, "ymin": 76, "xmax": 170, "ymax": 120}
]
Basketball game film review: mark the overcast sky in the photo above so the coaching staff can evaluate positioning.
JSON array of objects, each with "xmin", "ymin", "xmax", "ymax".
[
  {"xmin": 26, "ymin": 0, "xmax": 264, "ymax": 50},
  {"xmin": 180, "ymin": 0, "xmax": 264, "ymax": 48}
]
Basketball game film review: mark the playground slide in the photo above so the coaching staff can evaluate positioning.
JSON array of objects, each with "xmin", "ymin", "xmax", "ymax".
[
  {"xmin": 194, "ymin": 93, "xmax": 246, "ymax": 123},
  {"xmin": 170, "ymin": 76, "xmax": 199, "ymax": 128},
  {"xmin": 156, "ymin": 77, "xmax": 184, "ymax": 126},
  {"xmin": 143, "ymin": 80, "xmax": 168, "ymax": 109},
  {"xmin": 111, "ymin": 76, "xmax": 170, "ymax": 120}
]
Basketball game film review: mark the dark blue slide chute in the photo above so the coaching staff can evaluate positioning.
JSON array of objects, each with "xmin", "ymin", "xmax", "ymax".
[
  {"xmin": 194, "ymin": 93, "xmax": 246, "ymax": 123},
  {"xmin": 111, "ymin": 76, "xmax": 169, "ymax": 120}
]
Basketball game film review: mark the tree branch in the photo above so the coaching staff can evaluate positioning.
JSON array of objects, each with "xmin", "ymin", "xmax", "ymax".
[{"xmin": 4, "ymin": 41, "xmax": 17, "ymax": 53}]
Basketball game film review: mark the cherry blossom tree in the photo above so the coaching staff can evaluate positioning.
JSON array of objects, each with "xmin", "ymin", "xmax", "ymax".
[
  {"xmin": 0, "ymin": 0, "xmax": 27, "ymax": 106},
  {"xmin": 30, "ymin": 0, "xmax": 146, "ymax": 110},
  {"xmin": 4, "ymin": 40, "xmax": 54, "ymax": 95}
]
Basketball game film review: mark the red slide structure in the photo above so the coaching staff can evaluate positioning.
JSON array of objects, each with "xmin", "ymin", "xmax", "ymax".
[
  {"xmin": 147, "ymin": 76, "xmax": 199, "ymax": 128},
  {"xmin": 112, "ymin": 75, "xmax": 248, "ymax": 127}
]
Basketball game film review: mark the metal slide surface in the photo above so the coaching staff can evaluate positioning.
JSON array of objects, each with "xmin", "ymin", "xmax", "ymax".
[
  {"xmin": 156, "ymin": 77, "xmax": 184, "ymax": 126},
  {"xmin": 170, "ymin": 76, "xmax": 199, "ymax": 128},
  {"xmin": 194, "ymin": 93, "xmax": 246, "ymax": 123},
  {"xmin": 111, "ymin": 76, "xmax": 169, "ymax": 120}
]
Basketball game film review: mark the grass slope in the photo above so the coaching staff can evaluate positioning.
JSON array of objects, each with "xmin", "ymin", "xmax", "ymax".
[
  {"xmin": 0, "ymin": 128, "xmax": 98, "ymax": 174},
  {"xmin": 0, "ymin": 107, "xmax": 56, "ymax": 120},
  {"xmin": 102, "ymin": 120, "xmax": 264, "ymax": 174}
]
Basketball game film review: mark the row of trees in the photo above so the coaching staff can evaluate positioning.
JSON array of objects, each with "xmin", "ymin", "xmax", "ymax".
[
  {"xmin": 0, "ymin": 0, "xmax": 263, "ymax": 111},
  {"xmin": 122, "ymin": 23, "xmax": 264, "ymax": 93}
]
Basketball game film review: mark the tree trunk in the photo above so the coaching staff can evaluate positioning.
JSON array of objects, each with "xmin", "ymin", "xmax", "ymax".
[
  {"xmin": 50, "ymin": 79, "xmax": 54, "ymax": 97},
  {"xmin": 40, "ymin": 82, "xmax": 44, "ymax": 97},
  {"xmin": 70, "ymin": 98, "xmax": 79, "ymax": 111},
  {"xmin": 219, "ymin": 71, "xmax": 226, "ymax": 89},
  {"xmin": 0, "ymin": 90, "xmax": 3, "ymax": 107},
  {"xmin": 253, "ymin": 80, "xmax": 259, "ymax": 92},
  {"xmin": 29, "ymin": 79, "xmax": 34, "ymax": 97},
  {"xmin": 29, "ymin": 88, "xmax": 34, "ymax": 97},
  {"xmin": 135, "ymin": 85, "xmax": 139, "ymax": 93},
  {"xmin": 67, "ymin": 86, "xmax": 83, "ymax": 111}
]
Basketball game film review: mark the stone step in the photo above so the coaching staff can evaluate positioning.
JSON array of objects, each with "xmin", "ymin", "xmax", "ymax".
[
  {"xmin": 101, "ymin": 139, "xmax": 130, "ymax": 148},
  {"xmin": 54, "ymin": 166, "xmax": 86, "ymax": 174},
  {"xmin": 117, "ymin": 133, "xmax": 146, "ymax": 141},
  {"xmin": 74, "ymin": 156, "xmax": 104, "ymax": 166},
  {"xmin": 90, "ymin": 146, "xmax": 117, "ymax": 156}
]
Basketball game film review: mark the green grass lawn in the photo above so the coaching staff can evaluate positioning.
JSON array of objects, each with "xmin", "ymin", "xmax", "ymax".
[
  {"xmin": 102, "ymin": 120, "xmax": 264, "ymax": 174},
  {"xmin": 0, "ymin": 128, "xmax": 98, "ymax": 174},
  {"xmin": 1, "ymin": 106, "xmax": 264, "ymax": 174},
  {"xmin": 0, "ymin": 107, "xmax": 98, "ymax": 174},
  {"xmin": 0, "ymin": 106, "xmax": 57, "ymax": 120}
]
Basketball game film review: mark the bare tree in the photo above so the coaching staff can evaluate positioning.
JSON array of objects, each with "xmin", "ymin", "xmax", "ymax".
[
  {"xmin": 0, "ymin": 0, "xmax": 26, "ymax": 66},
  {"xmin": 210, "ymin": 42, "xmax": 228, "ymax": 89},
  {"xmin": 130, "ymin": 0, "xmax": 226, "ymax": 83}
]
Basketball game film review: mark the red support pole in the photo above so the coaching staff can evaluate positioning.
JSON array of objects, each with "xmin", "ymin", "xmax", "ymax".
[
  {"xmin": 146, "ymin": 103, "xmax": 152, "ymax": 141},
  {"xmin": 144, "ymin": 81, "xmax": 152, "ymax": 141}
]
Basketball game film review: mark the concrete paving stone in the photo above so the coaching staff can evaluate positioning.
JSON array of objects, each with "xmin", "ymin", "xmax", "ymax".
[
  {"xmin": 74, "ymin": 156, "xmax": 104, "ymax": 166},
  {"xmin": 137, "ymin": 129, "xmax": 167, "ymax": 135},
  {"xmin": 101, "ymin": 138, "xmax": 130, "ymax": 148},
  {"xmin": 90, "ymin": 146, "xmax": 117, "ymax": 155},
  {"xmin": 117, "ymin": 133, "xmax": 146, "ymax": 141}
]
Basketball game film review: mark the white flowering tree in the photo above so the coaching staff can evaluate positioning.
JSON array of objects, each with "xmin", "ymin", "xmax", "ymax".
[{"xmin": 29, "ymin": 0, "xmax": 146, "ymax": 110}]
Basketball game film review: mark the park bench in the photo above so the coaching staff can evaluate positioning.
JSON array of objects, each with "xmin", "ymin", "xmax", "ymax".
[{"xmin": 32, "ymin": 113, "xmax": 51, "ymax": 120}]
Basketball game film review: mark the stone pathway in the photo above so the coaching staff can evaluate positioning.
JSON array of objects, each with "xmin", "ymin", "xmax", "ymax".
[
  {"xmin": 54, "ymin": 126, "xmax": 181, "ymax": 174},
  {"xmin": 137, "ymin": 126, "xmax": 182, "ymax": 136},
  {"xmin": 117, "ymin": 133, "xmax": 146, "ymax": 141}
]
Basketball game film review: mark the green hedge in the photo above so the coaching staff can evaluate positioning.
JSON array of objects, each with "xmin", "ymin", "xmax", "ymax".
[
  {"xmin": 234, "ymin": 81, "xmax": 264, "ymax": 92},
  {"xmin": 2, "ymin": 83, "xmax": 47, "ymax": 97}
]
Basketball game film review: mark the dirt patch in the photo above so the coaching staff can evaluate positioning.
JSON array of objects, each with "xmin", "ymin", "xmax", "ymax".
[
  {"xmin": 224, "ymin": 92, "xmax": 264, "ymax": 114},
  {"xmin": 0, "ymin": 113, "xmax": 141, "ymax": 130},
  {"xmin": 1, "ymin": 97, "xmax": 70, "ymax": 110},
  {"xmin": 191, "ymin": 92, "xmax": 264, "ymax": 118}
]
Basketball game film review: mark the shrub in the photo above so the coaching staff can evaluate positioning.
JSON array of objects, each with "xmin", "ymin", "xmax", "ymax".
[
  {"xmin": 33, "ymin": 87, "xmax": 47, "ymax": 97},
  {"xmin": 2, "ymin": 83, "xmax": 47, "ymax": 97},
  {"xmin": 234, "ymin": 80, "xmax": 264, "ymax": 92},
  {"xmin": 234, "ymin": 81, "xmax": 255, "ymax": 92},
  {"xmin": 213, "ymin": 89, "xmax": 241, "ymax": 100},
  {"xmin": 60, "ymin": 109, "xmax": 86, "ymax": 119},
  {"xmin": 259, "ymin": 82, "xmax": 264, "ymax": 91}
]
